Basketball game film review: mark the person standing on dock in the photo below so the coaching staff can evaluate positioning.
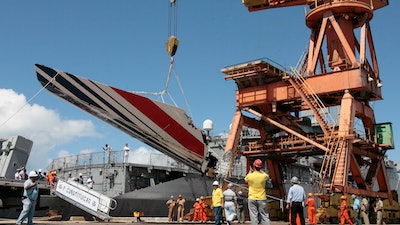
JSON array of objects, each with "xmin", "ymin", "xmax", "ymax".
[
  {"xmin": 16, "ymin": 171, "xmax": 39, "ymax": 225},
  {"xmin": 166, "ymin": 195, "xmax": 176, "ymax": 222},
  {"xmin": 199, "ymin": 196, "xmax": 208, "ymax": 223},
  {"xmin": 360, "ymin": 196, "xmax": 370, "ymax": 225},
  {"xmin": 351, "ymin": 194, "xmax": 362, "ymax": 225},
  {"xmin": 223, "ymin": 183, "xmax": 237, "ymax": 225},
  {"xmin": 211, "ymin": 180, "xmax": 223, "ymax": 225},
  {"xmin": 193, "ymin": 198, "xmax": 202, "ymax": 222},
  {"xmin": 176, "ymin": 194, "xmax": 186, "ymax": 222},
  {"xmin": 306, "ymin": 193, "xmax": 316, "ymax": 225},
  {"xmin": 123, "ymin": 143, "xmax": 130, "ymax": 164},
  {"xmin": 245, "ymin": 159, "xmax": 271, "ymax": 225},
  {"xmin": 374, "ymin": 196, "xmax": 384, "ymax": 225},
  {"xmin": 286, "ymin": 176, "xmax": 306, "ymax": 225},
  {"xmin": 236, "ymin": 190, "xmax": 246, "ymax": 223}
]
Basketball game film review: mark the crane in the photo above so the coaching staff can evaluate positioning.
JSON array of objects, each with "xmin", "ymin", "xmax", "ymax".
[{"xmin": 221, "ymin": 0, "xmax": 395, "ymax": 207}]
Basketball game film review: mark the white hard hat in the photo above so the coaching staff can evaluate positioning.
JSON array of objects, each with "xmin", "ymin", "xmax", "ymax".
[
  {"xmin": 228, "ymin": 183, "xmax": 233, "ymax": 189},
  {"xmin": 28, "ymin": 171, "xmax": 38, "ymax": 178},
  {"xmin": 196, "ymin": 198, "xmax": 200, "ymax": 201},
  {"xmin": 38, "ymin": 169, "xmax": 42, "ymax": 172},
  {"xmin": 79, "ymin": 173, "xmax": 83, "ymax": 176},
  {"xmin": 212, "ymin": 181, "xmax": 219, "ymax": 186},
  {"xmin": 238, "ymin": 191, "xmax": 243, "ymax": 195},
  {"xmin": 351, "ymin": 194, "xmax": 356, "ymax": 199},
  {"xmin": 290, "ymin": 176, "xmax": 299, "ymax": 184}
]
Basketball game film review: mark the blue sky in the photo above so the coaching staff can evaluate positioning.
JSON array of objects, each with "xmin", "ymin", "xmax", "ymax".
[{"xmin": 0, "ymin": 1, "xmax": 399, "ymax": 171}]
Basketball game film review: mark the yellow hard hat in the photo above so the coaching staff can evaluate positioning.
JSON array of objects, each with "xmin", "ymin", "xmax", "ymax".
[{"xmin": 340, "ymin": 195, "xmax": 346, "ymax": 200}]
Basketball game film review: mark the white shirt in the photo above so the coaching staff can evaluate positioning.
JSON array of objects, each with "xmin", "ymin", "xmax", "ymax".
[
  {"xmin": 19, "ymin": 170, "xmax": 26, "ymax": 180},
  {"xmin": 87, "ymin": 177, "xmax": 94, "ymax": 188},
  {"xmin": 124, "ymin": 145, "xmax": 130, "ymax": 154},
  {"xmin": 287, "ymin": 184, "xmax": 306, "ymax": 203},
  {"xmin": 15, "ymin": 172, "xmax": 21, "ymax": 180}
]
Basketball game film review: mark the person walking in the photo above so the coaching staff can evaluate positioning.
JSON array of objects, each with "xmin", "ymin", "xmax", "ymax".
[
  {"xmin": 166, "ymin": 195, "xmax": 176, "ymax": 222},
  {"xmin": 286, "ymin": 176, "xmax": 306, "ymax": 225},
  {"xmin": 176, "ymin": 194, "xmax": 186, "ymax": 222},
  {"xmin": 223, "ymin": 183, "xmax": 237, "ymax": 225},
  {"xmin": 244, "ymin": 159, "xmax": 271, "ymax": 225},
  {"xmin": 352, "ymin": 194, "xmax": 362, "ymax": 225},
  {"xmin": 16, "ymin": 171, "xmax": 39, "ymax": 225},
  {"xmin": 306, "ymin": 193, "xmax": 316, "ymax": 225},
  {"xmin": 211, "ymin": 181, "xmax": 223, "ymax": 225},
  {"xmin": 340, "ymin": 195, "xmax": 354, "ymax": 225},
  {"xmin": 236, "ymin": 191, "xmax": 246, "ymax": 223},
  {"xmin": 374, "ymin": 196, "xmax": 384, "ymax": 225},
  {"xmin": 199, "ymin": 196, "xmax": 208, "ymax": 223},
  {"xmin": 360, "ymin": 196, "xmax": 370, "ymax": 225}
]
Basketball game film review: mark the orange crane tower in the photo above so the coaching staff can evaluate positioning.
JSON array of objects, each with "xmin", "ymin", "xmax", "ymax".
[{"xmin": 221, "ymin": 0, "xmax": 395, "ymax": 201}]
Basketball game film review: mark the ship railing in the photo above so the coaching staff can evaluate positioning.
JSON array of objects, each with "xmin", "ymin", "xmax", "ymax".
[{"xmin": 47, "ymin": 150, "xmax": 191, "ymax": 172}]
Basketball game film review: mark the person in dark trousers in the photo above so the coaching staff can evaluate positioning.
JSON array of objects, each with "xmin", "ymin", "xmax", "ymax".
[
  {"xmin": 286, "ymin": 176, "xmax": 306, "ymax": 225},
  {"xmin": 211, "ymin": 181, "xmax": 223, "ymax": 225},
  {"xmin": 236, "ymin": 190, "xmax": 246, "ymax": 223}
]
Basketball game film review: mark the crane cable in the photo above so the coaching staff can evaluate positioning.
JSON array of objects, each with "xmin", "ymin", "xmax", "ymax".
[
  {"xmin": 0, "ymin": 72, "xmax": 61, "ymax": 129},
  {"xmin": 163, "ymin": 0, "xmax": 179, "ymax": 102},
  {"xmin": 165, "ymin": 0, "xmax": 193, "ymax": 117},
  {"xmin": 132, "ymin": 0, "xmax": 193, "ymax": 118}
]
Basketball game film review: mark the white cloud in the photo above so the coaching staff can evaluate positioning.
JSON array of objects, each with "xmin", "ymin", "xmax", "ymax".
[
  {"xmin": 129, "ymin": 146, "xmax": 179, "ymax": 167},
  {"xmin": 0, "ymin": 89, "xmax": 100, "ymax": 171}
]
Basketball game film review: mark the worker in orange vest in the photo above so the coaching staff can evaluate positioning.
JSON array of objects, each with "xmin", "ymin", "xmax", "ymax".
[
  {"xmin": 193, "ymin": 198, "xmax": 202, "ymax": 222},
  {"xmin": 340, "ymin": 195, "xmax": 353, "ymax": 225},
  {"xmin": 47, "ymin": 170, "xmax": 57, "ymax": 187},
  {"xmin": 199, "ymin": 196, "xmax": 208, "ymax": 222},
  {"xmin": 306, "ymin": 193, "xmax": 316, "ymax": 225}
]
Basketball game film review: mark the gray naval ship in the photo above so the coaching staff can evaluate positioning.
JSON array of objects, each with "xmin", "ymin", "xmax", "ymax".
[
  {"xmin": 1, "ymin": 132, "xmax": 399, "ymax": 221},
  {"xmin": 0, "ymin": 131, "xmax": 332, "ymax": 220}
]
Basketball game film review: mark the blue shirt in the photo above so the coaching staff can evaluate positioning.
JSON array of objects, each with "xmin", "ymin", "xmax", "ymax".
[
  {"xmin": 353, "ymin": 198, "xmax": 360, "ymax": 210},
  {"xmin": 24, "ymin": 179, "xmax": 39, "ymax": 201},
  {"xmin": 286, "ymin": 184, "xmax": 306, "ymax": 203}
]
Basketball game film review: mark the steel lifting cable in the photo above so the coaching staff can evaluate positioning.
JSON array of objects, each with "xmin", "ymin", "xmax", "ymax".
[
  {"xmin": 132, "ymin": 0, "xmax": 193, "ymax": 117},
  {"xmin": 0, "ymin": 71, "xmax": 61, "ymax": 128}
]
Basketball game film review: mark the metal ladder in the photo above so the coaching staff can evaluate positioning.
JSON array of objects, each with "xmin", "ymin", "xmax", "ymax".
[{"xmin": 54, "ymin": 179, "xmax": 117, "ymax": 221}]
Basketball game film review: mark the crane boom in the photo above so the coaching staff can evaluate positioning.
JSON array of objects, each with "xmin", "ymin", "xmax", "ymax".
[
  {"xmin": 218, "ymin": 0, "xmax": 396, "ymax": 204},
  {"xmin": 243, "ymin": 0, "xmax": 388, "ymax": 12}
]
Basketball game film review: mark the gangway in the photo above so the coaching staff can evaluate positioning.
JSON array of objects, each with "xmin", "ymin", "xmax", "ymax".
[{"xmin": 54, "ymin": 179, "xmax": 117, "ymax": 221}]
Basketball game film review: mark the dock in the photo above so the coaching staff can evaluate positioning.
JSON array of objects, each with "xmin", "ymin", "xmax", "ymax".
[{"xmin": 0, "ymin": 217, "xmax": 297, "ymax": 225}]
